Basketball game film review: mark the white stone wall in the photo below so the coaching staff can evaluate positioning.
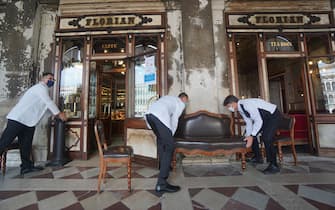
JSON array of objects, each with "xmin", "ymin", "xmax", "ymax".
[{"xmin": 0, "ymin": 1, "xmax": 58, "ymax": 163}]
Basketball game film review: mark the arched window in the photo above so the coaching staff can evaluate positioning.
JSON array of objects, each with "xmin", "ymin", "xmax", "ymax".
[{"xmin": 60, "ymin": 39, "xmax": 84, "ymax": 119}]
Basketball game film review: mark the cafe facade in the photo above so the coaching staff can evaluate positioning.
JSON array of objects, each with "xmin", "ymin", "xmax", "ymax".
[
  {"xmin": 47, "ymin": 0, "xmax": 335, "ymax": 165},
  {"xmin": 1, "ymin": 0, "xmax": 335, "ymax": 165}
]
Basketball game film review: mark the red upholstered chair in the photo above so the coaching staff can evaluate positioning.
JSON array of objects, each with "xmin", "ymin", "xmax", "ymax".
[
  {"xmin": 94, "ymin": 120, "xmax": 133, "ymax": 193},
  {"xmin": 273, "ymin": 115, "xmax": 297, "ymax": 165}
]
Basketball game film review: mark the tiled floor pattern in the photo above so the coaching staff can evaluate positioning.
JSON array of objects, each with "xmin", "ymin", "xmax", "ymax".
[{"xmin": 1, "ymin": 154, "xmax": 335, "ymax": 210}]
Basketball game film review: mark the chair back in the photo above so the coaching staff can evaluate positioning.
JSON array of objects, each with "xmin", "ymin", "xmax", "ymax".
[
  {"xmin": 277, "ymin": 115, "xmax": 295, "ymax": 138},
  {"xmin": 94, "ymin": 120, "xmax": 107, "ymax": 158}
]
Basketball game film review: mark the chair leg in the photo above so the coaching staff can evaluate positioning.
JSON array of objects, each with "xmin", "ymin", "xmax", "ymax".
[
  {"xmin": 277, "ymin": 144, "xmax": 283, "ymax": 164},
  {"xmin": 97, "ymin": 162, "xmax": 104, "ymax": 193},
  {"xmin": 260, "ymin": 142, "xmax": 266, "ymax": 160},
  {"xmin": 127, "ymin": 158, "xmax": 131, "ymax": 192},
  {"xmin": 1, "ymin": 151, "xmax": 7, "ymax": 174},
  {"xmin": 102, "ymin": 162, "xmax": 107, "ymax": 184},
  {"xmin": 291, "ymin": 144, "xmax": 298, "ymax": 165},
  {"xmin": 241, "ymin": 153, "xmax": 246, "ymax": 170},
  {"xmin": 172, "ymin": 151, "xmax": 177, "ymax": 171},
  {"xmin": 235, "ymin": 152, "xmax": 241, "ymax": 161}
]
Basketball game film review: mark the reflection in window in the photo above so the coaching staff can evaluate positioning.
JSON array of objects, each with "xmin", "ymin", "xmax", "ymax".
[
  {"xmin": 134, "ymin": 36, "xmax": 158, "ymax": 117},
  {"xmin": 307, "ymin": 34, "xmax": 330, "ymax": 56},
  {"xmin": 265, "ymin": 35, "xmax": 298, "ymax": 52},
  {"xmin": 330, "ymin": 95, "xmax": 334, "ymax": 104},
  {"xmin": 235, "ymin": 35, "xmax": 260, "ymax": 98},
  {"xmin": 60, "ymin": 39, "xmax": 84, "ymax": 118},
  {"xmin": 309, "ymin": 57, "xmax": 335, "ymax": 114},
  {"xmin": 326, "ymin": 82, "xmax": 331, "ymax": 91}
]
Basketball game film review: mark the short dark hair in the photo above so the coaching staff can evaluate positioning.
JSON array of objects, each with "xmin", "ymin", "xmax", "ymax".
[
  {"xmin": 42, "ymin": 72, "xmax": 54, "ymax": 77},
  {"xmin": 178, "ymin": 92, "xmax": 188, "ymax": 98},
  {"xmin": 223, "ymin": 95, "xmax": 239, "ymax": 106}
]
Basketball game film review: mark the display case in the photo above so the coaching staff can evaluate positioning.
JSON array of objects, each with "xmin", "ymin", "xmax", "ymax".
[
  {"xmin": 100, "ymin": 86, "xmax": 112, "ymax": 119},
  {"xmin": 111, "ymin": 88, "xmax": 125, "ymax": 120}
]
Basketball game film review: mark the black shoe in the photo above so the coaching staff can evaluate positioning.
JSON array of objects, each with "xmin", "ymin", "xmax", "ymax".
[
  {"xmin": 247, "ymin": 157, "xmax": 264, "ymax": 164},
  {"xmin": 262, "ymin": 164, "xmax": 280, "ymax": 174},
  {"xmin": 20, "ymin": 166, "xmax": 44, "ymax": 175},
  {"xmin": 155, "ymin": 183, "xmax": 181, "ymax": 193}
]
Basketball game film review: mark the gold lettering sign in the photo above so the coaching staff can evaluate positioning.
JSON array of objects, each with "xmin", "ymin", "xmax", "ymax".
[
  {"xmin": 58, "ymin": 14, "xmax": 163, "ymax": 31},
  {"xmin": 232, "ymin": 13, "xmax": 326, "ymax": 27},
  {"xmin": 251, "ymin": 14, "xmax": 307, "ymax": 25},
  {"xmin": 270, "ymin": 41, "xmax": 293, "ymax": 47},
  {"xmin": 85, "ymin": 16, "xmax": 136, "ymax": 27},
  {"xmin": 102, "ymin": 43, "xmax": 118, "ymax": 49}
]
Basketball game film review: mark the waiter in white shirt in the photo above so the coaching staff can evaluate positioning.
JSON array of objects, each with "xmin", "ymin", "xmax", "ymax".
[
  {"xmin": 145, "ymin": 93, "xmax": 189, "ymax": 193},
  {"xmin": 0, "ymin": 72, "xmax": 67, "ymax": 175},
  {"xmin": 223, "ymin": 95, "xmax": 281, "ymax": 174}
]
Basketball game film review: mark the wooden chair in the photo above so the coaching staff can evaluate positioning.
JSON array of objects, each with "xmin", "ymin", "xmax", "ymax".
[
  {"xmin": 273, "ymin": 115, "xmax": 297, "ymax": 165},
  {"xmin": 94, "ymin": 120, "xmax": 133, "ymax": 193},
  {"xmin": 0, "ymin": 138, "xmax": 20, "ymax": 174}
]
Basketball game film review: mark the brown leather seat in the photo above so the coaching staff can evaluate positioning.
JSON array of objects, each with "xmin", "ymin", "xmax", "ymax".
[
  {"xmin": 94, "ymin": 120, "xmax": 133, "ymax": 193},
  {"xmin": 173, "ymin": 110, "xmax": 251, "ymax": 170}
]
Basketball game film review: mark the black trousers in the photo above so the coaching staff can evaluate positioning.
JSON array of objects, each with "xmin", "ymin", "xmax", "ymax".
[
  {"xmin": 0, "ymin": 119, "xmax": 35, "ymax": 169},
  {"xmin": 251, "ymin": 136, "xmax": 261, "ymax": 160},
  {"xmin": 146, "ymin": 114, "xmax": 174, "ymax": 185},
  {"xmin": 260, "ymin": 109, "xmax": 281, "ymax": 165}
]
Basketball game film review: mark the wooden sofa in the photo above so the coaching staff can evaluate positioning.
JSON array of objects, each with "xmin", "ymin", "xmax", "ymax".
[{"xmin": 172, "ymin": 110, "xmax": 251, "ymax": 170}]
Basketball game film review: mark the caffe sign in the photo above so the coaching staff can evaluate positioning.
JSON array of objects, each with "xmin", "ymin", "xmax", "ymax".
[
  {"xmin": 58, "ymin": 14, "xmax": 163, "ymax": 31},
  {"xmin": 227, "ymin": 13, "xmax": 331, "ymax": 28}
]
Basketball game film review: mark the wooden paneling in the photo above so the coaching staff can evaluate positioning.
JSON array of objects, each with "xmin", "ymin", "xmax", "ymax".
[
  {"xmin": 225, "ymin": 0, "xmax": 331, "ymax": 12},
  {"xmin": 59, "ymin": 0, "xmax": 165, "ymax": 15}
]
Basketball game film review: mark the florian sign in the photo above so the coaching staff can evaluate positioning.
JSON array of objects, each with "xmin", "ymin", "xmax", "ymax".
[
  {"xmin": 58, "ymin": 14, "xmax": 164, "ymax": 31},
  {"xmin": 227, "ymin": 13, "xmax": 331, "ymax": 28}
]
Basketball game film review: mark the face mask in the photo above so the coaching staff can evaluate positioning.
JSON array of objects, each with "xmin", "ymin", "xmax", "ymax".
[
  {"xmin": 228, "ymin": 106, "xmax": 235, "ymax": 112},
  {"xmin": 47, "ymin": 80, "xmax": 54, "ymax": 87}
]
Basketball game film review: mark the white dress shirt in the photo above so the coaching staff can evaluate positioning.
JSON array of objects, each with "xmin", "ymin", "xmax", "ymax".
[
  {"xmin": 145, "ymin": 96, "xmax": 185, "ymax": 135},
  {"xmin": 238, "ymin": 98, "xmax": 277, "ymax": 137},
  {"xmin": 7, "ymin": 82, "xmax": 60, "ymax": 127}
]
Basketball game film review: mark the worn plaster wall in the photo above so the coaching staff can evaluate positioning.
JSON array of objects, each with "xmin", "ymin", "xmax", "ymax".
[
  {"xmin": 0, "ymin": 1, "xmax": 58, "ymax": 163},
  {"xmin": 212, "ymin": 0, "xmax": 230, "ymax": 114},
  {"xmin": 165, "ymin": 0, "xmax": 229, "ymax": 114},
  {"xmin": 0, "ymin": 0, "xmax": 36, "ymax": 128},
  {"xmin": 166, "ymin": 1, "xmax": 184, "ymax": 96},
  {"xmin": 180, "ymin": 0, "xmax": 219, "ymax": 113},
  {"xmin": 32, "ymin": 4, "xmax": 58, "ymax": 162}
]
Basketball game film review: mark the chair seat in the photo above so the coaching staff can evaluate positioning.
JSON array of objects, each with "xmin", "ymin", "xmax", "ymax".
[
  {"xmin": 103, "ymin": 146, "xmax": 133, "ymax": 158},
  {"xmin": 274, "ymin": 136, "xmax": 291, "ymax": 142}
]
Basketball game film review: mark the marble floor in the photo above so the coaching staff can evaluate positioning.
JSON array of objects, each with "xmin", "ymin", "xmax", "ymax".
[{"xmin": 1, "ymin": 153, "xmax": 335, "ymax": 210}]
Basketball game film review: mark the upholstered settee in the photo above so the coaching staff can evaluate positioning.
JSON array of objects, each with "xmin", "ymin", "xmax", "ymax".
[{"xmin": 172, "ymin": 110, "xmax": 251, "ymax": 170}]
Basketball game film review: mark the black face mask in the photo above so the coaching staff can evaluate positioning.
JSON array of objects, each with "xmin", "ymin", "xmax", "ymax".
[{"xmin": 47, "ymin": 80, "xmax": 54, "ymax": 87}]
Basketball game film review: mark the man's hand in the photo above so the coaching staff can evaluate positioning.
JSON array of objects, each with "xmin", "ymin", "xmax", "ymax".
[
  {"xmin": 244, "ymin": 136, "xmax": 253, "ymax": 148},
  {"xmin": 57, "ymin": 112, "xmax": 68, "ymax": 122}
]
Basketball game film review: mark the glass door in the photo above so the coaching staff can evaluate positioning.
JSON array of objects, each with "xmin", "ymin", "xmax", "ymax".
[
  {"xmin": 267, "ymin": 58, "xmax": 310, "ymax": 146},
  {"xmin": 96, "ymin": 60, "xmax": 126, "ymax": 145}
]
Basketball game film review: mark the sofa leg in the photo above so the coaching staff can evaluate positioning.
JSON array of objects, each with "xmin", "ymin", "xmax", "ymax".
[
  {"xmin": 241, "ymin": 153, "xmax": 246, "ymax": 170},
  {"xmin": 172, "ymin": 152, "xmax": 177, "ymax": 171}
]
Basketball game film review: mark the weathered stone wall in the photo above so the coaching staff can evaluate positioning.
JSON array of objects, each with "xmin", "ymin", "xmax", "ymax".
[
  {"xmin": 0, "ymin": 1, "xmax": 58, "ymax": 162},
  {"xmin": 165, "ymin": 0, "xmax": 229, "ymax": 114}
]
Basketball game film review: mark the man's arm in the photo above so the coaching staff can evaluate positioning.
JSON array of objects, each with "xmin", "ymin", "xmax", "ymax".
[
  {"xmin": 39, "ymin": 88, "xmax": 67, "ymax": 121},
  {"xmin": 170, "ymin": 102, "xmax": 185, "ymax": 135}
]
